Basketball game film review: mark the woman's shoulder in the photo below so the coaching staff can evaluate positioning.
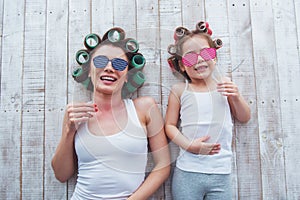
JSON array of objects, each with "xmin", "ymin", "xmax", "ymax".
[
  {"xmin": 132, "ymin": 96, "xmax": 159, "ymax": 125},
  {"xmin": 133, "ymin": 96, "xmax": 157, "ymax": 110}
]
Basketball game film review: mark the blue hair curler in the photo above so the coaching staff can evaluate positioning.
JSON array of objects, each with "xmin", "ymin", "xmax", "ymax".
[
  {"xmin": 125, "ymin": 39, "xmax": 139, "ymax": 53},
  {"xmin": 103, "ymin": 27, "xmax": 125, "ymax": 42},
  {"xmin": 84, "ymin": 33, "xmax": 101, "ymax": 50},
  {"xmin": 75, "ymin": 49, "xmax": 90, "ymax": 65},
  {"xmin": 72, "ymin": 67, "xmax": 88, "ymax": 82},
  {"xmin": 131, "ymin": 54, "xmax": 146, "ymax": 70},
  {"xmin": 125, "ymin": 71, "xmax": 145, "ymax": 93}
]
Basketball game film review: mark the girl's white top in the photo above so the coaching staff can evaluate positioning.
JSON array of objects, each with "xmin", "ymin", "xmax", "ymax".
[
  {"xmin": 176, "ymin": 82, "xmax": 233, "ymax": 174},
  {"xmin": 71, "ymin": 99, "xmax": 148, "ymax": 200}
]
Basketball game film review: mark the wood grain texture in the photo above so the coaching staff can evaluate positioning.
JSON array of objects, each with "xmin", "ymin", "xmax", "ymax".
[
  {"xmin": 250, "ymin": 0, "xmax": 286, "ymax": 199},
  {"xmin": 227, "ymin": 1, "xmax": 262, "ymax": 199},
  {"xmin": 44, "ymin": 0, "xmax": 69, "ymax": 199},
  {"xmin": 0, "ymin": 0, "xmax": 300, "ymax": 199},
  {"xmin": 0, "ymin": 0, "xmax": 23, "ymax": 198},
  {"xmin": 272, "ymin": 0, "xmax": 300, "ymax": 199}
]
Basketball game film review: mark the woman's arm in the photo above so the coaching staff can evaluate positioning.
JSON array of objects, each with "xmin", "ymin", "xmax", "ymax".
[
  {"xmin": 51, "ymin": 102, "xmax": 96, "ymax": 182},
  {"xmin": 217, "ymin": 78, "xmax": 251, "ymax": 123},
  {"xmin": 165, "ymin": 85, "xmax": 221, "ymax": 155},
  {"xmin": 128, "ymin": 97, "xmax": 170, "ymax": 200}
]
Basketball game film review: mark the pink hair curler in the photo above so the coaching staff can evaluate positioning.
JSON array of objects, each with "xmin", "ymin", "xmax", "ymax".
[
  {"xmin": 174, "ymin": 26, "xmax": 189, "ymax": 41},
  {"xmin": 213, "ymin": 38, "xmax": 223, "ymax": 49}
]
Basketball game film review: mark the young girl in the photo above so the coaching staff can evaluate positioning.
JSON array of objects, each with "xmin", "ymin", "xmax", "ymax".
[{"xmin": 165, "ymin": 22, "xmax": 251, "ymax": 200}]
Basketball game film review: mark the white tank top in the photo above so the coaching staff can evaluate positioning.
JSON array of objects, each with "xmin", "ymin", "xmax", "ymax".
[
  {"xmin": 176, "ymin": 82, "xmax": 233, "ymax": 174},
  {"xmin": 71, "ymin": 99, "xmax": 148, "ymax": 200}
]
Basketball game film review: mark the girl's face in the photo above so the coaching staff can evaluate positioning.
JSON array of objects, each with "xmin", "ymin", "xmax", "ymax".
[
  {"xmin": 180, "ymin": 35, "xmax": 216, "ymax": 81},
  {"xmin": 89, "ymin": 45, "xmax": 128, "ymax": 95}
]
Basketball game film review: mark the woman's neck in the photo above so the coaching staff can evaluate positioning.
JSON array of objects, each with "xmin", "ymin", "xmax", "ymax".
[{"xmin": 92, "ymin": 92, "xmax": 124, "ymax": 111}]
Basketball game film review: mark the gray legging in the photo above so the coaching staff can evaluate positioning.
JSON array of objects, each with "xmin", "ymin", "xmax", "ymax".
[{"xmin": 172, "ymin": 167, "xmax": 232, "ymax": 200}]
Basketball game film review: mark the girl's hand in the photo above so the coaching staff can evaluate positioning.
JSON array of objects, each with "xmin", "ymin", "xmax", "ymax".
[
  {"xmin": 64, "ymin": 102, "xmax": 98, "ymax": 133},
  {"xmin": 217, "ymin": 80, "xmax": 240, "ymax": 100},
  {"xmin": 187, "ymin": 135, "xmax": 221, "ymax": 155}
]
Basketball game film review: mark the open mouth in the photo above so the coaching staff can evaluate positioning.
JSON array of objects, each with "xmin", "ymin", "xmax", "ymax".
[
  {"xmin": 194, "ymin": 65, "xmax": 208, "ymax": 72},
  {"xmin": 100, "ymin": 76, "xmax": 117, "ymax": 82}
]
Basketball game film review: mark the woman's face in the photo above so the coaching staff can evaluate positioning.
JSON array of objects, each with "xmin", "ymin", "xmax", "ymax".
[
  {"xmin": 89, "ymin": 45, "xmax": 128, "ymax": 95},
  {"xmin": 180, "ymin": 35, "xmax": 216, "ymax": 81}
]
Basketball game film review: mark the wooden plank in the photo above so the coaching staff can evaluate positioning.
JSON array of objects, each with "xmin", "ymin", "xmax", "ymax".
[
  {"xmin": 91, "ymin": 0, "xmax": 113, "ymax": 35},
  {"xmin": 272, "ymin": 0, "xmax": 300, "ymax": 199},
  {"xmin": 136, "ymin": 0, "xmax": 161, "ymax": 103},
  {"xmin": 159, "ymin": 1, "xmax": 183, "ymax": 198},
  {"xmin": 249, "ymin": 0, "xmax": 286, "ymax": 199},
  {"xmin": 67, "ymin": 1, "xmax": 91, "ymax": 198},
  {"xmin": 113, "ymin": 0, "xmax": 136, "ymax": 38},
  {"xmin": 0, "ymin": 0, "xmax": 23, "ymax": 198},
  {"xmin": 135, "ymin": 1, "xmax": 164, "ymax": 198},
  {"xmin": 21, "ymin": 0, "xmax": 46, "ymax": 199},
  {"xmin": 227, "ymin": 1, "xmax": 262, "ymax": 199},
  {"xmin": 182, "ymin": 0, "xmax": 205, "ymax": 29},
  {"xmin": 296, "ymin": 1, "xmax": 300, "ymax": 63},
  {"xmin": 44, "ymin": 0, "xmax": 69, "ymax": 199}
]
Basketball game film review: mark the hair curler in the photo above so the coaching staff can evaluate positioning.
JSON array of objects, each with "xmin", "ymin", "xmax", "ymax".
[
  {"xmin": 213, "ymin": 38, "xmax": 223, "ymax": 49},
  {"xmin": 174, "ymin": 26, "xmax": 189, "ymax": 41},
  {"xmin": 167, "ymin": 56, "xmax": 179, "ymax": 73},
  {"xmin": 84, "ymin": 33, "xmax": 101, "ymax": 50},
  {"xmin": 72, "ymin": 67, "xmax": 88, "ymax": 83},
  {"xmin": 167, "ymin": 44, "xmax": 177, "ymax": 55},
  {"xmin": 81, "ymin": 77, "xmax": 93, "ymax": 91},
  {"xmin": 75, "ymin": 49, "xmax": 90, "ymax": 65},
  {"xmin": 125, "ymin": 39, "xmax": 139, "ymax": 53},
  {"xmin": 72, "ymin": 68, "xmax": 93, "ymax": 91},
  {"xmin": 196, "ymin": 21, "xmax": 212, "ymax": 35},
  {"xmin": 125, "ymin": 71, "xmax": 145, "ymax": 93},
  {"xmin": 102, "ymin": 27, "xmax": 125, "ymax": 42},
  {"xmin": 196, "ymin": 21, "xmax": 208, "ymax": 32},
  {"xmin": 131, "ymin": 54, "xmax": 146, "ymax": 70}
]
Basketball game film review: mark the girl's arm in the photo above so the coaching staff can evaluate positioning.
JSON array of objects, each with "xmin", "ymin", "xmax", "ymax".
[
  {"xmin": 128, "ymin": 97, "xmax": 170, "ymax": 200},
  {"xmin": 217, "ymin": 78, "xmax": 251, "ymax": 123},
  {"xmin": 165, "ymin": 85, "xmax": 220, "ymax": 155},
  {"xmin": 51, "ymin": 102, "xmax": 95, "ymax": 182}
]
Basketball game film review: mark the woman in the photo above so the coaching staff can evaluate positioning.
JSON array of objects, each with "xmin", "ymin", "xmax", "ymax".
[{"xmin": 52, "ymin": 28, "xmax": 170, "ymax": 200}]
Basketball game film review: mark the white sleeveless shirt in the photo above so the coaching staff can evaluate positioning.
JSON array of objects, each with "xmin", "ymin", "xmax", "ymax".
[
  {"xmin": 71, "ymin": 99, "xmax": 148, "ymax": 200},
  {"xmin": 176, "ymin": 82, "xmax": 233, "ymax": 174}
]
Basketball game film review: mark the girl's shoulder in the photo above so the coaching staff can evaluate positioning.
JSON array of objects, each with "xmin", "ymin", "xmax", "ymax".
[{"xmin": 170, "ymin": 82, "xmax": 186, "ymax": 98}]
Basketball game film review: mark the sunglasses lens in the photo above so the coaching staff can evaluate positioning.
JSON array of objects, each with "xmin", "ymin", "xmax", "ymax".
[
  {"xmin": 182, "ymin": 53, "xmax": 198, "ymax": 67},
  {"xmin": 93, "ymin": 56, "xmax": 109, "ymax": 68},
  {"xmin": 111, "ymin": 58, "xmax": 128, "ymax": 71},
  {"xmin": 200, "ymin": 48, "xmax": 216, "ymax": 61}
]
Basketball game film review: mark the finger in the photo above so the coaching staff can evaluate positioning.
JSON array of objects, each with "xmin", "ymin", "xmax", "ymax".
[
  {"xmin": 67, "ymin": 102, "xmax": 95, "ymax": 109},
  {"xmin": 198, "ymin": 135, "xmax": 210, "ymax": 142},
  {"xmin": 70, "ymin": 116, "xmax": 90, "ymax": 125},
  {"xmin": 69, "ymin": 111, "xmax": 95, "ymax": 119}
]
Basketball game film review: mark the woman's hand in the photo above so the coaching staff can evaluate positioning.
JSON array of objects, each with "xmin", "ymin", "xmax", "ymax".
[
  {"xmin": 52, "ymin": 102, "xmax": 97, "ymax": 182},
  {"xmin": 64, "ymin": 102, "xmax": 98, "ymax": 134}
]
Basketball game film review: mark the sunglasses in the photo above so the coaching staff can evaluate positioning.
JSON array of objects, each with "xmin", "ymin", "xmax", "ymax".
[
  {"xmin": 181, "ymin": 48, "xmax": 216, "ymax": 67},
  {"xmin": 93, "ymin": 55, "xmax": 128, "ymax": 71}
]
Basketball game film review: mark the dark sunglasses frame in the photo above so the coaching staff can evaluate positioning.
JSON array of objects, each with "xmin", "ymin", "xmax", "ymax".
[{"xmin": 93, "ymin": 55, "xmax": 128, "ymax": 71}]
